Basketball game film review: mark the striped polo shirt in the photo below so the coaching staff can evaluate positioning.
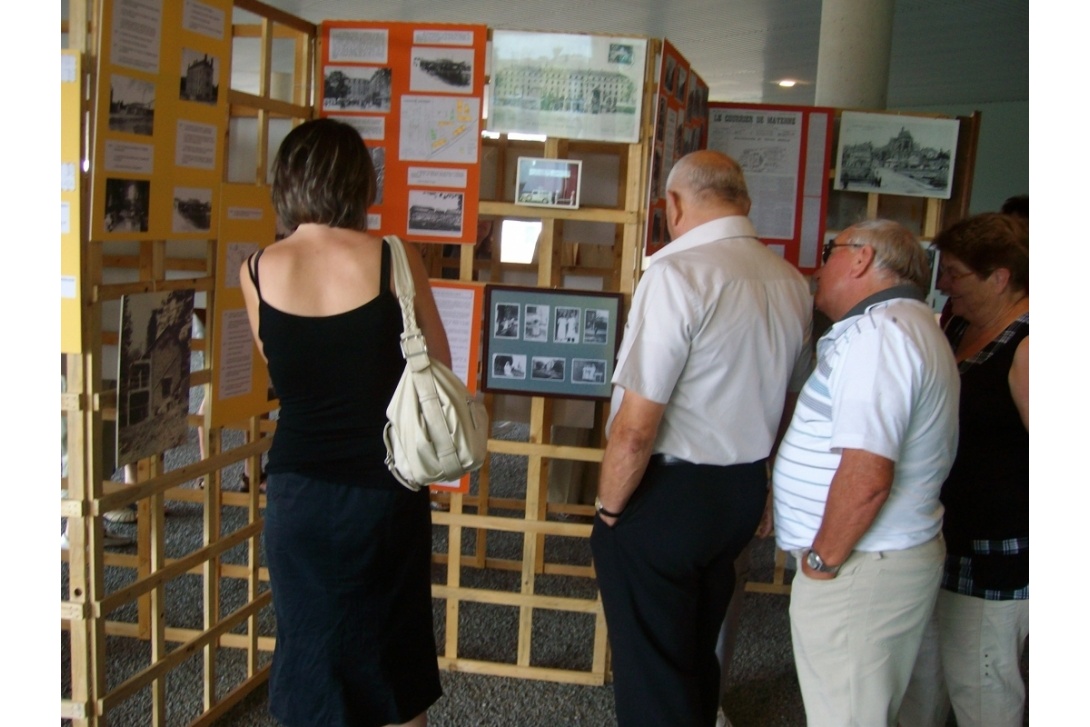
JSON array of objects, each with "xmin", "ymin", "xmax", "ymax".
[{"xmin": 772, "ymin": 289, "xmax": 960, "ymax": 553}]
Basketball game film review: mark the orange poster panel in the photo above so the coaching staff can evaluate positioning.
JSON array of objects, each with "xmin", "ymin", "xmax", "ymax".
[
  {"xmin": 209, "ymin": 184, "xmax": 277, "ymax": 428},
  {"xmin": 645, "ymin": 40, "xmax": 709, "ymax": 257},
  {"xmin": 320, "ymin": 22, "xmax": 488, "ymax": 246}
]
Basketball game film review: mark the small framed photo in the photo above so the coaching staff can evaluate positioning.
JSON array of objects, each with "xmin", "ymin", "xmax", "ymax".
[{"xmin": 515, "ymin": 157, "xmax": 582, "ymax": 209}]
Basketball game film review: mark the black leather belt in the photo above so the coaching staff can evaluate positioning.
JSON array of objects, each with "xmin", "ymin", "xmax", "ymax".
[{"xmin": 649, "ymin": 453, "xmax": 691, "ymax": 466}]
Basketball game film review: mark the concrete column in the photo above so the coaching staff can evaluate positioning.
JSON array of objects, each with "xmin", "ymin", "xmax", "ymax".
[{"xmin": 814, "ymin": 0, "xmax": 895, "ymax": 109}]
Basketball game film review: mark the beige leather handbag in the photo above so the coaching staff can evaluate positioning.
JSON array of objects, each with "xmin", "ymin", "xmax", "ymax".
[{"xmin": 382, "ymin": 236, "xmax": 489, "ymax": 491}]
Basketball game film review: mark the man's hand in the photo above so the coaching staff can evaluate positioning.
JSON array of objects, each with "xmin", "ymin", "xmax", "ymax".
[
  {"xmin": 755, "ymin": 489, "xmax": 774, "ymax": 538},
  {"xmin": 799, "ymin": 551, "xmax": 836, "ymax": 581},
  {"xmin": 596, "ymin": 389, "xmax": 666, "ymax": 528},
  {"xmin": 597, "ymin": 513, "xmax": 620, "ymax": 528}
]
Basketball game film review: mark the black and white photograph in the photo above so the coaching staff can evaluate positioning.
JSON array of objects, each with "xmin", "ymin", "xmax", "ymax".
[
  {"xmin": 674, "ymin": 65, "xmax": 688, "ymax": 104},
  {"xmin": 554, "ymin": 307, "xmax": 581, "ymax": 343},
  {"xmin": 664, "ymin": 55, "xmax": 677, "ymax": 98},
  {"xmin": 117, "ymin": 289, "xmax": 194, "ymax": 465},
  {"xmin": 494, "ymin": 303, "xmax": 520, "ymax": 339},
  {"xmin": 655, "ymin": 96, "xmax": 667, "ymax": 145},
  {"xmin": 410, "ymin": 46, "xmax": 474, "ymax": 94},
  {"xmin": 572, "ymin": 358, "xmax": 607, "ymax": 385},
  {"xmin": 104, "ymin": 178, "xmax": 150, "ymax": 233},
  {"xmin": 407, "ymin": 190, "xmax": 463, "ymax": 237},
  {"xmin": 651, "ymin": 208, "xmax": 665, "ymax": 248},
  {"xmin": 834, "ymin": 111, "xmax": 959, "ymax": 199},
  {"xmin": 492, "ymin": 353, "xmax": 526, "ymax": 380},
  {"xmin": 369, "ymin": 145, "xmax": 386, "ymax": 205},
  {"xmin": 516, "ymin": 157, "xmax": 582, "ymax": 209},
  {"xmin": 109, "ymin": 74, "xmax": 155, "ymax": 136},
  {"xmin": 179, "ymin": 48, "xmax": 220, "ymax": 105},
  {"xmin": 531, "ymin": 356, "xmax": 567, "ymax": 382},
  {"xmin": 323, "ymin": 65, "xmax": 393, "ymax": 112},
  {"xmin": 583, "ymin": 308, "xmax": 610, "ymax": 344},
  {"xmin": 523, "ymin": 304, "xmax": 550, "ymax": 342},
  {"xmin": 172, "ymin": 186, "xmax": 213, "ymax": 233}
]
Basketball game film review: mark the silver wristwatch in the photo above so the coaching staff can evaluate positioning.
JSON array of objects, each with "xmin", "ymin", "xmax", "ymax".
[{"xmin": 806, "ymin": 549, "xmax": 841, "ymax": 576}]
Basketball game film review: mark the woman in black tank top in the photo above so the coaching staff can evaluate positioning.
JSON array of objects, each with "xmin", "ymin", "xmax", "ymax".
[
  {"xmin": 240, "ymin": 119, "xmax": 450, "ymax": 727},
  {"xmin": 902, "ymin": 213, "xmax": 1029, "ymax": 727}
]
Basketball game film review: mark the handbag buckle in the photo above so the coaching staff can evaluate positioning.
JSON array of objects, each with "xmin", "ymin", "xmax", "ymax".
[{"xmin": 400, "ymin": 332, "xmax": 429, "ymax": 359}]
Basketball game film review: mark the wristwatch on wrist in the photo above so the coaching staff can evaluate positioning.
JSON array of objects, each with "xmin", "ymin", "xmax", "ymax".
[
  {"xmin": 594, "ymin": 496, "xmax": 624, "ymax": 518},
  {"xmin": 805, "ymin": 549, "xmax": 841, "ymax": 576}
]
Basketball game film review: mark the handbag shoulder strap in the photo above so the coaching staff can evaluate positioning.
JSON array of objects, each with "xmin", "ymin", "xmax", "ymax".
[{"xmin": 384, "ymin": 235, "xmax": 428, "ymax": 366}]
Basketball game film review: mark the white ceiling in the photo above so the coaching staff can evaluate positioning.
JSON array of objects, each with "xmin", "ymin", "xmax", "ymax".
[{"xmin": 262, "ymin": 0, "xmax": 1028, "ymax": 108}]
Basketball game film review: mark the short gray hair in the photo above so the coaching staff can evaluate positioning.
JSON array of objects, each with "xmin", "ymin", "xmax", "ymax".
[
  {"xmin": 843, "ymin": 219, "xmax": 930, "ymax": 291},
  {"xmin": 665, "ymin": 151, "xmax": 751, "ymax": 208}
]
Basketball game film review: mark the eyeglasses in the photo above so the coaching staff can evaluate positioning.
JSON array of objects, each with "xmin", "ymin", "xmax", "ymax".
[
  {"xmin": 937, "ymin": 266, "xmax": 975, "ymax": 282},
  {"xmin": 822, "ymin": 240, "xmax": 863, "ymax": 264}
]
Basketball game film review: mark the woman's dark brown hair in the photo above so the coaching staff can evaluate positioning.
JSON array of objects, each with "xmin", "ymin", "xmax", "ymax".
[
  {"xmin": 271, "ymin": 118, "xmax": 377, "ymax": 232},
  {"xmin": 932, "ymin": 212, "xmax": 1029, "ymax": 293}
]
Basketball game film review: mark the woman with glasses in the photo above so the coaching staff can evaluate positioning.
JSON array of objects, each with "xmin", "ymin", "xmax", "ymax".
[{"xmin": 901, "ymin": 212, "xmax": 1028, "ymax": 727}]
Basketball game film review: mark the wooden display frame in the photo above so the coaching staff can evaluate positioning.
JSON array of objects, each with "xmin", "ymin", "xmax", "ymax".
[{"xmin": 62, "ymin": 2, "xmax": 982, "ymax": 721}]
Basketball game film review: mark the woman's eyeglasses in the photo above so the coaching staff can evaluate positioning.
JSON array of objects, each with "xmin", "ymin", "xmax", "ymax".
[{"xmin": 936, "ymin": 266, "xmax": 975, "ymax": 282}]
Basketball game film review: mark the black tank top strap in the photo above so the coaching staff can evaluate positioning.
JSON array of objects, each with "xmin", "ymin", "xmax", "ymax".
[
  {"xmin": 380, "ymin": 238, "xmax": 392, "ymax": 292},
  {"xmin": 247, "ymin": 248, "xmax": 266, "ymax": 299}
]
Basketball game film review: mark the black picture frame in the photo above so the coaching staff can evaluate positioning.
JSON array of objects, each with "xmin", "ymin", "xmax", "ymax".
[{"xmin": 482, "ymin": 285, "xmax": 624, "ymax": 400}]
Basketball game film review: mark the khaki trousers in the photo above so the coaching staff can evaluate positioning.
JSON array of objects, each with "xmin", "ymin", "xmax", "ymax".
[{"xmin": 789, "ymin": 535, "xmax": 944, "ymax": 727}]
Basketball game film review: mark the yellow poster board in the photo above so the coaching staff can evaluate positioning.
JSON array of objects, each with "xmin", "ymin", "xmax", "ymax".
[
  {"xmin": 89, "ymin": 0, "xmax": 232, "ymax": 241},
  {"xmin": 209, "ymin": 184, "xmax": 277, "ymax": 428},
  {"xmin": 61, "ymin": 50, "xmax": 82, "ymax": 353}
]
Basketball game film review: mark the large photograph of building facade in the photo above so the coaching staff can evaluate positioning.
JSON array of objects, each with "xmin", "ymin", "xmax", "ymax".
[{"xmin": 489, "ymin": 31, "xmax": 647, "ymax": 142}]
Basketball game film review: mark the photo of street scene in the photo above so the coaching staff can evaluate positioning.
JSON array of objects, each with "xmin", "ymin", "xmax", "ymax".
[
  {"xmin": 323, "ymin": 66, "xmax": 393, "ymax": 112},
  {"xmin": 408, "ymin": 190, "xmax": 463, "ymax": 237},
  {"xmin": 834, "ymin": 111, "xmax": 959, "ymax": 199},
  {"xmin": 104, "ymin": 178, "xmax": 151, "ymax": 233},
  {"xmin": 109, "ymin": 74, "xmax": 155, "ymax": 136},
  {"xmin": 172, "ymin": 187, "xmax": 213, "ymax": 233}
]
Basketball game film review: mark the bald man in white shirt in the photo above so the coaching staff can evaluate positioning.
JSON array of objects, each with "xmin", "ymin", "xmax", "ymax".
[{"xmin": 591, "ymin": 150, "xmax": 812, "ymax": 727}]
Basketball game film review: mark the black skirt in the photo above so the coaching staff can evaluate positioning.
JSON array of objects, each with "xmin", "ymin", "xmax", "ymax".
[{"xmin": 264, "ymin": 472, "xmax": 442, "ymax": 727}]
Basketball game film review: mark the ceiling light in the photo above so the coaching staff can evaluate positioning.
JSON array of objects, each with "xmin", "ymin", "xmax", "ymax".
[{"xmin": 777, "ymin": 79, "xmax": 797, "ymax": 88}]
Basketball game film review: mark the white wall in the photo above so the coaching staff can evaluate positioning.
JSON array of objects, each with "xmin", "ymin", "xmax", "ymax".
[{"xmin": 899, "ymin": 100, "xmax": 1029, "ymax": 215}]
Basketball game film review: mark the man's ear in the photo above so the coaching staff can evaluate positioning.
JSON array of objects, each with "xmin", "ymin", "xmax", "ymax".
[
  {"xmin": 849, "ymin": 244, "xmax": 876, "ymax": 279},
  {"xmin": 666, "ymin": 190, "xmax": 683, "ymax": 230}
]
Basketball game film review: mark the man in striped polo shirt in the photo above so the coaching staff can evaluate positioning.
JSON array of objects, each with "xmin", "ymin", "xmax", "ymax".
[{"xmin": 771, "ymin": 219, "xmax": 960, "ymax": 727}]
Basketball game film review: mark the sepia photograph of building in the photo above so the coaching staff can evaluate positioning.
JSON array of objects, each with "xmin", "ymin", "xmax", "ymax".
[{"xmin": 179, "ymin": 49, "xmax": 219, "ymax": 105}]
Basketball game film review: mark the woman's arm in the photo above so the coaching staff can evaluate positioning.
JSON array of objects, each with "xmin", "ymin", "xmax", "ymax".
[
  {"xmin": 239, "ymin": 255, "xmax": 267, "ymax": 363},
  {"xmin": 404, "ymin": 242, "xmax": 452, "ymax": 368},
  {"xmin": 1009, "ymin": 336, "xmax": 1028, "ymax": 430}
]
